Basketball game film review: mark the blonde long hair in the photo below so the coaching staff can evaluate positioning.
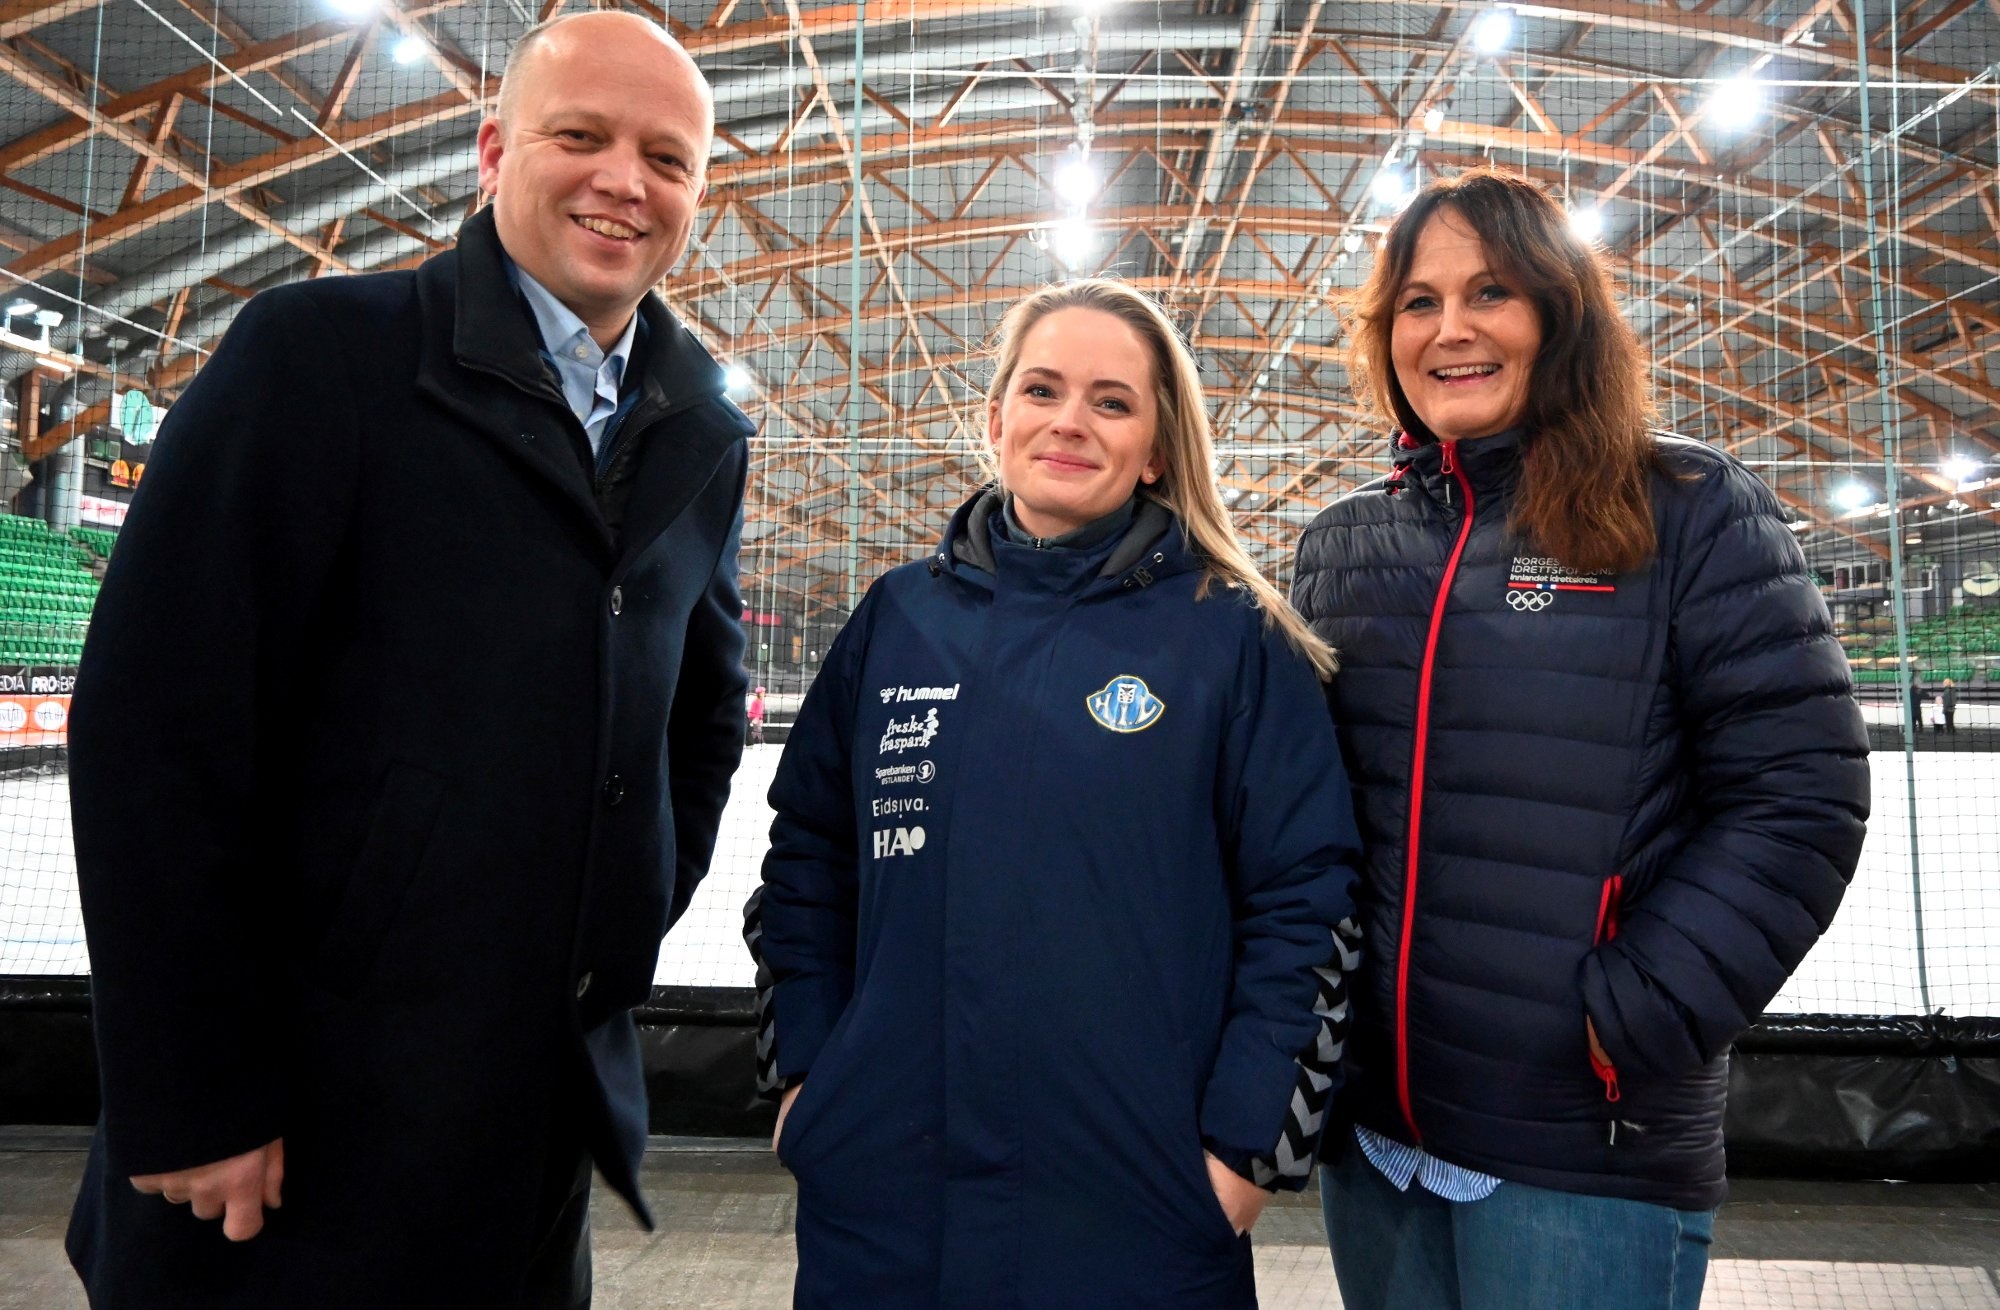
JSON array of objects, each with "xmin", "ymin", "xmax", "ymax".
[{"xmin": 981, "ymin": 279, "xmax": 1338, "ymax": 680}]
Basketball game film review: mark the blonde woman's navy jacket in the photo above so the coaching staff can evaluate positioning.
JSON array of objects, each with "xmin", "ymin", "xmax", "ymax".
[
  {"xmin": 1292, "ymin": 430, "xmax": 1869, "ymax": 1211},
  {"xmin": 746, "ymin": 493, "xmax": 1362, "ymax": 1308}
]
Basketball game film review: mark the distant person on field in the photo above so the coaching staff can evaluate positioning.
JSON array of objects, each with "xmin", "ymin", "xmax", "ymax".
[
  {"xmin": 1941, "ymin": 678, "xmax": 1959, "ymax": 733},
  {"xmin": 748, "ymin": 685, "xmax": 767, "ymax": 745},
  {"xmin": 65, "ymin": 14, "xmax": 749, "ymax": 1308}
]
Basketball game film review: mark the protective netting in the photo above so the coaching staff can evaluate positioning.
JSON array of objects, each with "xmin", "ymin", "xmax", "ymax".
[{"xmin": 0, "ymin": 1, "xmax": 1991, "ymax": 1021}]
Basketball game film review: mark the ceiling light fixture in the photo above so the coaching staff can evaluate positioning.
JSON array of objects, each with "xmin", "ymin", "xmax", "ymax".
[
  {"xmin": 1471, "ymin": 9, "xmax": 1514, "ymax": 55},
  {"xmin": 1706, "ymin": 73, "xmax": 1766, "ymax": 132},
  {"xmin": 1050, "ymin": 218, "xmax": 1095, "ymax": 269}
]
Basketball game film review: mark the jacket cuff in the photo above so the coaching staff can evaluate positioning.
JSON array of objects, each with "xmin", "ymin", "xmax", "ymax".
[
  {"xmin": 104, "ymin": 1088, "xmax": 285, "ymax": 1180},
  {"xmin": 1579, "ymin": 945, "xmax": 1707, "ymax": 1085},
  {"xmin": 1200, "ymin": 1139, "xmax": 1280, "ymax": 1192}
]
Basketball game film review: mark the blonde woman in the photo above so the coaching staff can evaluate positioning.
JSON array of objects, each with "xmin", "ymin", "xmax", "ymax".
[{"xmin": 746, "ymin": 279, "xmax": 1362, "ymax": 1307}]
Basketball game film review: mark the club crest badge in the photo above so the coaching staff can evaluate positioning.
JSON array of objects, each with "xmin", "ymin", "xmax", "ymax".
[{"xmin": 1087, "ymin": 675, "xmax": 1165, "ymax": 733}]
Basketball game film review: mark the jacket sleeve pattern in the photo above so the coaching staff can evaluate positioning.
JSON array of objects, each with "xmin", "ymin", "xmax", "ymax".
[
  {"xmin": 1199, "ymin": 622, "xmax": 1365, "ymax": 1192},
  {"xmin": 1580, "ymin": 454, "xmax": 1871, "ymax": 1085},
  {"xmin": 1241, "ymin": 915, "xmax": 1362, "ymax": 1188},
  {"xmin": 742, "ymin": 589, "xmax": 873, "ymax": 1097}
]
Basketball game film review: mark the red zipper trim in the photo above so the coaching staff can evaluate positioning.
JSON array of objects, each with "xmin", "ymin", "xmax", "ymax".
[
  {"xmin": 1590, "ymin": 875, "xmax": 1624, "ymax": 1103},
  {"xmin": 1394, "ymin": 441, "xmax": 1476, "ymax": 1143}
]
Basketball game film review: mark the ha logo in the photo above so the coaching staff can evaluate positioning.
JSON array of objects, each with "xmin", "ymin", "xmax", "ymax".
[{"xmin": 871, "ymin": 825, "xmax": 926, "ymax": 859}]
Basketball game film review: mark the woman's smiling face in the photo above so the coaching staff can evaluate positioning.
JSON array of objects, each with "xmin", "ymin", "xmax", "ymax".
[
  {"xmin": 990, "ymin": 306, "xmax": 1162, "ymax": 538},
  {"xmin": 1390, "ymin": 207, "xmax": 1543, "ymax": 442}
]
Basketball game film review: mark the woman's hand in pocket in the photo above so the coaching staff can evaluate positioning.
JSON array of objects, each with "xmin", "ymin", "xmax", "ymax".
[
  {"xmin": 773, "ymin": 1082, "xmax": 803, "ymax": 1153},
  {"xmin": 1203, "ymin": 1151, "xmax": 1268, "ymax": 1236}
]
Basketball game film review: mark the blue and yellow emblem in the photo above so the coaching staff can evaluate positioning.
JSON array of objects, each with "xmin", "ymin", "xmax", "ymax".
[{"xmin": 1086, "ymin": 675, "xmax": 1166, "ymax": 733}]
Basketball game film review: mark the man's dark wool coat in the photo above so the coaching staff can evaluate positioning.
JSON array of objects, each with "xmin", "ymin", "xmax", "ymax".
[{"xmin": 64, "ymin": 207, "xmax": 752, "ymax": 1308}]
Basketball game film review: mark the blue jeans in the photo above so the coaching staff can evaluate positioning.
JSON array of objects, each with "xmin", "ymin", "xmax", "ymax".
[{"xmin": 1319, "ymin": 1151, "xmax": 1713, "ymax": 1310}]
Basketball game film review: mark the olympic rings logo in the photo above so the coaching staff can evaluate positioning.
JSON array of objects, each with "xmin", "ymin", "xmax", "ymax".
[{"xmin": 1507, "ymin": 589, "xmax": 1554, "ymax": 612}]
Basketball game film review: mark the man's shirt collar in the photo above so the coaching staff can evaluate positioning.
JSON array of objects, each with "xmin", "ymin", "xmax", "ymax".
[
  {"xmin": 502, "ymin": 251, "xmax": 640, "ymax": 450},
  {"xmin": 507, "ymin": 258, "xmax": 638, "ymax": 370}
]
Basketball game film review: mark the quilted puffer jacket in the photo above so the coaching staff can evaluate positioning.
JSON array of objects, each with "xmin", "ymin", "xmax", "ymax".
[{"xmin": 1292, "ymin": 429, "xmax": 1869, "ymax": 1210}]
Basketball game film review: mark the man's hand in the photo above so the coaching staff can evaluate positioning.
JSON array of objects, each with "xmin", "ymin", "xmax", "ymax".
[
  {"xmin": 131, "ymin": 1138, "xmax": 284, "ymax": 1242},
  {"xmin": 772, "ymin": 1083, "xmax": 803, "ymax": 1153},
  {"xmin": 1203, "ymin": 1150, "xmax": 1268, "ymax": 1236}
]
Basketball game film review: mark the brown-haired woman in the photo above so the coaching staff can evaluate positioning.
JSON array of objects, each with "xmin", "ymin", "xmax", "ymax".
[{"xmin": 1293, "ymin": 170, "xmax": 1871, "ymax": 1308}]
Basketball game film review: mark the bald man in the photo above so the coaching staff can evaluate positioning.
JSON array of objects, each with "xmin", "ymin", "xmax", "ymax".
[{"xmin": 65, "ymin": 15, "xmax": 749, "ymax": 1307}]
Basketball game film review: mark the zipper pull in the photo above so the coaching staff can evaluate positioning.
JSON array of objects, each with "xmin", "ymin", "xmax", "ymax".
[{"xmin": 1439, "ymin": 442, "xmax": 1456, "ymax": 506}]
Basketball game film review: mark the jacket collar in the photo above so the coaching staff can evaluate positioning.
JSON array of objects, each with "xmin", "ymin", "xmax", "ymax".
[
  {"xmin": 935, "ymin": 487, "xmax": 1194, "ymax": 594},
  {"xmin": 413, "ymin": 208, "xmax": 748, "ymax": 564},
  {"xmin": 1389, "ymin": 425, "xmax": 1527, "ymax": 504},
  {"xmin": 433, "ymin": 207, "xmax": 728, "ymax": 419}
]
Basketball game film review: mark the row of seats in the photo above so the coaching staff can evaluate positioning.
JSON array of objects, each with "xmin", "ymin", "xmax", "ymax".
[
  {"xmin": 71, "ymin": 526, "xmax": 117, "ymax": 560},
  {"xmin": 0, "ymin": 514, "xmax": 105, "ymax": 668}
]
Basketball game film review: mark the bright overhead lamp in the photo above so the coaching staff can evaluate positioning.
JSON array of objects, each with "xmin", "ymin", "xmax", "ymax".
[
  {"xmin": 1422, "ymin": 106, "xmax": 1445, "ymax": 133},
  {"xmin": 1706, "ymin": 74, "xmax": 1766, "ymax": 132},
  {"xmin": 393, "ymin": 34, "xmax": 428, "ymax": 64},
  {"xmin": 1942, "ymin": 455, "xmax": 1980, "ymax": 485},
  {"xmin": 1049, "ymin": 217, "xmax": 1095, "ymax": 269},
  {"xmin": 1471, "ymin": 9, "xmax": 1514, "ymax": 55},
  {"xmin": 1052, "ymin": 155, "xmax": 1097, "ymax": 206},
  {"xmin": 723, "ymin": 365, "xmax": 755, "ymax": 397},
  {"xmin": 1372, "ymin": 167, "xmax": 1413, "ymax": 209},
  {"xmin": 1569, "ymin": 205, "xmax": 1604, "ymax": 242},
  {"xmin": 1834, "ymin": 482, "xmax": 1875, "ymax": 512},
  {"xmin": 326, "ymin": 0, "xmax": 378, "ymax": 16}
]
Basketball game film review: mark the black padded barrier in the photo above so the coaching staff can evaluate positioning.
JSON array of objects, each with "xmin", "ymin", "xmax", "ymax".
[{"xmin": 4, "ymin": 979, "xmax": 1994, "ymax": 1178}]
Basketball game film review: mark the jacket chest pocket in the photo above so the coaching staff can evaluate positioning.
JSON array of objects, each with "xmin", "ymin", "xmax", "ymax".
[{"xmin": 317, "ymin": 761, "xmax": 446, "ymax": 996}]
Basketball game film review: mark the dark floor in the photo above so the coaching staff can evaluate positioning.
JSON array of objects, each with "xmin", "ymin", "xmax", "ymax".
[{"xmin": 1, "ymin": 1129, "xmax": 1994, "ymax": 1308}]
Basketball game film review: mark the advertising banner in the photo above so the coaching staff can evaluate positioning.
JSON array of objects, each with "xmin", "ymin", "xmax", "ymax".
[{"xmin": 0, "ymin": 666, "xmax": 74, "ymax": 747}]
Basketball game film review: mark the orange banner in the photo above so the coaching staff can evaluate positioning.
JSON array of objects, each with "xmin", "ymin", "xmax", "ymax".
[{"xmin": 0, "ymin": 693, "xmax": 70, "ymax": 747}]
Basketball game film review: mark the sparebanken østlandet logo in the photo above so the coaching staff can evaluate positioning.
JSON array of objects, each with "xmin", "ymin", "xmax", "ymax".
[{"xmin": 1087, "ymin": 675, "xmax": 1165, "ymax": 733}]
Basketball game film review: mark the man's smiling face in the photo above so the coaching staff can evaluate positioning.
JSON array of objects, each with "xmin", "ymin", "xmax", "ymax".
[{"xmin": 476, "ymin": 15, "xmax": 712, "ymax": 346}]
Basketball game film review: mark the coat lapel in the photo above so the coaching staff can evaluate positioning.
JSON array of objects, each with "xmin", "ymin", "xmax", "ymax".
[
  {"xmin": 414, "ymin": 210, "xmax": 610, "ymax": 551},
  {"xmin": 413, "ymin": 207, "xmax": 750, "ymax": 566},
  {"xmin": 613, "ymin": 302, "xmax": 753, "ymax": 566}
]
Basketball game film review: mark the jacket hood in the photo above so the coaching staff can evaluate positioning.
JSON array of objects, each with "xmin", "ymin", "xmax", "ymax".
[{"xmin": 929, "ymin": 488, "xmax": 1199, "ymax": 595}]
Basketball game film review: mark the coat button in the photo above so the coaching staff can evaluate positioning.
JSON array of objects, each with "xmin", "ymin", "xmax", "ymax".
[
  {"xmin": 609, "ymin": 586, "xmax": 623, "ymax": 616},
  {"xmin": 575, "ymin": 971, "xmax": 593, "ymax": 999},
  {"xmin": 519, "ymin": 431, "xmax": 537, "ymax": 443},
  {"xmin": 602, "ymin": 775, "xmax": 624, "ymax": 806}
]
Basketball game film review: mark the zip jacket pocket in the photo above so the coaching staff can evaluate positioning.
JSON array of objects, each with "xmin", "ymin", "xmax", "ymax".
[{"xmin": 1588, "ymin": 875, "xmax": 1623, "ymax": 1104}]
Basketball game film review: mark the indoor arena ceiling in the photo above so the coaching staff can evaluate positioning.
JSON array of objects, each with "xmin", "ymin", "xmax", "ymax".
[{"xmin": 0, "ymin": 0, "xmax": 1997, "ymax": 614}]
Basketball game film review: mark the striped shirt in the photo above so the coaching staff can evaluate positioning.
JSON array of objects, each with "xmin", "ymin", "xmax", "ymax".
[{"xmin": 1355, "ymin": 1125, "xmax": 1503, "ymax": 1202}]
